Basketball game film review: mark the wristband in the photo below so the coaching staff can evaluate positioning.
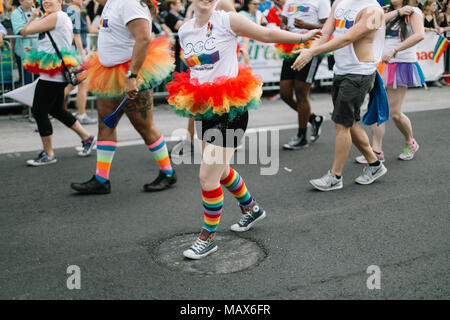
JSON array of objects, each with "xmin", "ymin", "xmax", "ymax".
[{"xmin": 397, "ymin": 9, "xmax": 402, "ymax": 17}]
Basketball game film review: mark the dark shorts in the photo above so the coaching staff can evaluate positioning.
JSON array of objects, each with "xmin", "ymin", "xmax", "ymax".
[
  {"xmin": 331, "ymin": 72, "xmax": 376, "ymax": 128},
  {"xmin": 280, "ymin": 56, "xmax": 320, "ymax": 83},
  {"xmin": 196, "ymin": 111, "xmax": 249, "ymax": 148}
]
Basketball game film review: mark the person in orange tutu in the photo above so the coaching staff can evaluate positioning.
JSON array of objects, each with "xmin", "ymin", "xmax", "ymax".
[
  {"xmin": 167, "ymin": 0, "xmax": 321, "ymax": 259},
  {"xmin": 70, "ymin": 0, "xmax": 176, "ymax": 195}
]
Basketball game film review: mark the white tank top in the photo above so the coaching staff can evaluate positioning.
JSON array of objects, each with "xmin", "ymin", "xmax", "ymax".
[
  {"xmin": 38, "ymin": 11, "xmax": 73, "ymax": 82},
  {"xmin": 384, "ymin": 7, "xmax": 422, "ymax": 63},
  {"xmin": 179, "ymin": 10, "xmax": 238, "ymax": 84},
  {"xmin": 333, "ymin": 0, "xmax": 385, "ymax": 75}
]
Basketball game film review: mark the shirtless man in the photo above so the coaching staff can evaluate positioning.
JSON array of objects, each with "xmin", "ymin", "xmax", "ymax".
[{"xmin": 292, "ymin": 0, "xmax": 388, "ymax": 191}]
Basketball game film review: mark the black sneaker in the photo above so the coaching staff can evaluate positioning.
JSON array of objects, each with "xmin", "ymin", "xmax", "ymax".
[
  {"xmin": 143, "ymin": 171, "xmax": 177, "ymax": 192},
  {"xmin": 230, "ymin": 200, "xmax": 266, "ymax": 232},
  {"xmin": 70, "ymin": 175, "xmax": 111, "ymax": 194},
  {"xmin": 283, "ymin": 134, "xmax": 308, "ymax": 150},
  {"xmin": 309, "ymin": 114, "xmax": 323, "ymax": 143}
]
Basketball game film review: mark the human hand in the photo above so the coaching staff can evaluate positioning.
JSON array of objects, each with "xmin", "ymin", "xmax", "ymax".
[
  {"xmin": 382, "ymin": 50, "xmax": 395, "ymax": 63},
  {"xmin": 400, "ymin": 6, "xmax": 415, "ymax": 17},
  {"xmin": 304, "ymin": 29, "xmax": 322, "ymax": 42},
  {"xmin": 31, "ymin": 8, "xmax": 43, "ymax": 19},
  {"xmin": 294, "ymin": 18, "xmax": 308, "ymax": 29},
  {"xmin": 291, "ymin": 49, "xmax": 313, "ymax": 71},
  {"xmin": 126, "ymin": 78, "xmax": 139, "ymax": 100}
]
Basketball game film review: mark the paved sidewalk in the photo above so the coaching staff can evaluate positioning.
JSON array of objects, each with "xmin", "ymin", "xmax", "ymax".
[{"xmin": 1, "ymin": 86, "xmax": 449, "ymax": 155}]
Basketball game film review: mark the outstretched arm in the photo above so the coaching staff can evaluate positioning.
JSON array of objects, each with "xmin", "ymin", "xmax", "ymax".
[
  {"xmin": 229, "ymin": 12, "xmax": 321, "ymax": 44},
  {"xmin": 292, "ymin": 6, "xmax": 384, "ymax": 70},
  {"xmin": 21, "ymin": 9, "xmax": 56, "ymax": 35}
]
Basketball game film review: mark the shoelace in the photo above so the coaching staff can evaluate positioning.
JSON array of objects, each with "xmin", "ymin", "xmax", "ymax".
[
  {"xmin": 191, "ymin": 238, "xmax": 209, "ymax": 252},
  {"xmin": 238, "ymin": 213, "xmax": 254, "ymax": 226},
  {"xmin": 402, "ymin": 144, "xmax": 413, "ymax": 155}
]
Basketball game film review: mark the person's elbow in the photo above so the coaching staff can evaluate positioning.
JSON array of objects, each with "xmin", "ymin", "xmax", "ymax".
[
  {"xmin": 416, "ymin": 32, "xmax": 425, "ymax": 42},
  {"xmin": 136, "ymin": 34, "xmax": 152, "ymax": 46}
]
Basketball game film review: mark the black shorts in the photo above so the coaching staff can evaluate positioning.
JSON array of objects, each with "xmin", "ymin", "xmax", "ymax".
[
  {"xmin": 280, "ymin": 56, "xmax": 320, "ymax": 83},
  {"xmin": 196, "ymin": 111, "xmax": 249, "ymax": 148},
  {"xmin": 331, "ymin": 72, "xmax": 376, "ymax": 128}
]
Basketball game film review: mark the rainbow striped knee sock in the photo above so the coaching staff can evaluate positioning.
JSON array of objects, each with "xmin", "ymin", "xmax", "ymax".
[
  {"xmin": 148, "ymin": 135, "xmax": 174, "ymax": 176},
  {"xmin": 95, "ymin": 141, "xmax": 117, "ymax": 183},
  {"xmin": 220, "ymin": 168, "xmax": 254, "ymax": 209},
  {"xmin": 202, "ymin": 187, "xmax": 224, "ymax": 233}
]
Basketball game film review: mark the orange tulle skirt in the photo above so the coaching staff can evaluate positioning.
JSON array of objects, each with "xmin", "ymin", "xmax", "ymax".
[{"xmin": 80, "ymin": 36, "xmax": 174, "ymax": 98}]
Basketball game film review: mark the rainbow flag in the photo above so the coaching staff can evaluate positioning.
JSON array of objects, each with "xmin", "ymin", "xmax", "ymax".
[
  {"xmin": 433, "ymin": 36, "xmax": 450, "ymax": 63},
  {"xmin": 288, "ymin": 5, "xmax": 309, "ymax": 13},
  {"xmin": 377, "ymin": 0, "xmax": 390, "ymax": 6}
]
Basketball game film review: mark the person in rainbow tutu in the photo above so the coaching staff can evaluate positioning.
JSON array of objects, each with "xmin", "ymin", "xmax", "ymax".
[
  {"xmin": 167, "ymin": 0, "xmax": 321, "ymax": 259},
  {"xmin": 70, "ymin": 0, "xmax": 176, "ymax": 195},
  {"xmin": 22, "ymin": 0, "xmax": 96, "ymax": 166}
]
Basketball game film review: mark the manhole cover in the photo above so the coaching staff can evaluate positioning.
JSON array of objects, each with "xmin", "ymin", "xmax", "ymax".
[{"xmin": 154, "ymin": 233, "xmax": 266, "ymax": 274}]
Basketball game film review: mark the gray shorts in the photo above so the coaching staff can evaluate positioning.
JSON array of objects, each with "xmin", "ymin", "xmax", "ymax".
[{"xmin": 331, "ymin": 72, "xmax": 376, "ymax": 127}]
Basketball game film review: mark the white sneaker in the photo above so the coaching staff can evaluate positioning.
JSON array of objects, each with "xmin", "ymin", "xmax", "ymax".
[
  {"xmin": 355, "ymin": 163, "xmax": 387, "ymax": 185},
  {"xmin": 310, "ymin": 170, "xmax": 343, "ymax": 191}
]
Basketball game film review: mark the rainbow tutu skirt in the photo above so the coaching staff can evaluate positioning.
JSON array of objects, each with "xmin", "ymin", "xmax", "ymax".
[
  {"xmin": 81, "ymin": 36, "xmax": 175, "ymax": 99},
  {"xmin": 24, "ymin": 48, "xmax": 82, "ymax": 77},
  {"xmin": 166, "ymin": 64, "xmax": 263, "ymax": 120},
  {"xmin": 381, "ymin": 62, "xmax": 425, "ymax": 89}
]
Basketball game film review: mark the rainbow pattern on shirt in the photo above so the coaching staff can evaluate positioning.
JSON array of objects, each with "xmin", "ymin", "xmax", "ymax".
[
  {"xmin": 185, "ymin": 51, "xmax": 220, "ymax": 67},
  {"xmin": 335, "ymin": 19, "xmax": 354, "ymax": 29},
  {"xmin": 99, "ymin": 17, "xmax": 108, "ymax": 28},
  {"xmin": 288, "ymin": 5, "xmax": 310, "ymax": 13}
]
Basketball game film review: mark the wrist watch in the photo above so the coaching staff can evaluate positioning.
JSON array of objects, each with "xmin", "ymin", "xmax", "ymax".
[{"xmin": 126, "ymin": 71, "xmax": 138, "ymax": 79}]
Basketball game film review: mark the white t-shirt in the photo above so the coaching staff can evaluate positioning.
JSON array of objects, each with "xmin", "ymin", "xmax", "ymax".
[
  {"xmin": 383, "ymin": 7, "xmax": 423, "ymax": 63},
  {"xmin": 179, "ymin": 10, "xmax": 238, "ymax": 84},
  {"xmin": 38, "ymin": 11, "xmax": 73, "ymax": 82},
  {"xmin": 281, "ymin": 0, "xmax": 331, "ymax": 34},
  {"xmin": 97, "ymin": 0, "xmax": 152, "ymax": 67},
  {"xmin": 333, "ymin": 0, "xmax": 385, "ymax": 75}
]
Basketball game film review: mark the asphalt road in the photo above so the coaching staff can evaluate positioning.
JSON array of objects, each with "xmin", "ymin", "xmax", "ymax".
[{"xmin": 0, "ymin": 108, "xmax": 449, "ymax": 300}]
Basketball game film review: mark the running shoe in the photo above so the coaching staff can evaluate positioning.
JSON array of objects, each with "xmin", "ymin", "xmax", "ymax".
[
  {"xmin": 27, "ymin": 151, "xmax": 57, "ymax": 166},
  {"xmin": 355, "ymin": 151, "xmax": 385, "ymax": 164},
  {"xmin": 183, "ymin": 232, "xmax": 218, "ymax": 260},
  {"xmin": 310, "ymin": 170, "xmax": 343, "ymax": 191},
  {"xmin": 143, "ymin": 170, "xmax": 177, "ymax": 192},
  {"xmin": 70, "ymin": 175, "xmax": 111, "ymax": 194},
  {"xmin": 77, "ymin": 114, "xmax": 98, "ymax": 125},
  {"xmin": 283, "ymin": 134, "xmax": 308, "ymax": 150},
  {"xmin": 309, "ymin": 115, "xmax": 324, "ymax": 143},
  {"xmin": 355, "ymin": 163, "xmax": 387, "ymax": 185},
  {"xmin": 230, "ymin": 200, "xmax": 266, "ymax": 232},
  {"xmin": 78, "ymin": 135, "xmax": 96, "ymax": 157},
  {"xmin": 398, "ymin": 140, "xmax": 419, "ymax": 161},
  {"xmin": 170, "ymin": 140, "xmax": 194, "ymax": 158}
]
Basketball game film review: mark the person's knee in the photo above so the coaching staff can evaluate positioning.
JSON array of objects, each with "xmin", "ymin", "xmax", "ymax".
[
  {"xmin": 199, "ymin": 169, "xmax": 219, "ymax": 190},
  {"xmin": 390, "ymin": 112, "xmax": 402, "ymax": 122}
]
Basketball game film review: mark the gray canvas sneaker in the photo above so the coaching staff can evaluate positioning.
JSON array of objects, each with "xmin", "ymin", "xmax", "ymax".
[
  {"xmin": 355, "ymin": 163, "xmax": 387, "ymax": 185},
  {"xmin": 183, "ymin": 233, "xmax": 218, "ymax": 260},
  {"xmin": 310, "ymin": 170, "xmax": 343, "ymax": 191}
]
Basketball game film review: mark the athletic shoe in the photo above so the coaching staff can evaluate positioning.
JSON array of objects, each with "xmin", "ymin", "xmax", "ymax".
[
  {"xmin": 310, "ymin": 170, "xmax": 343, "ymax": 191},
  {"xmin": 70, "ymin": 175, "xmax": 111, "ymax": 194},
  {"xmin": 77, "ymin": 135, "xmax": 96, "ymax": 157},
  {"xmin": 230, "ymin": 200, "xmax": 266, "ymax": 232},
  {"xmin": 170, "ymin": 140, "xmax": 193, "ymax": 158},
  {"xmin": 355, "ymin": 151, "xmax": 385, "ymax": 164},
  {"xmin": 354, "ymin": 163, "xmax": 387, "ymax": 185},
  {"xmin": 143, "ymin": 170, "xmax": 177, "ymax": 192},
  {"xmin": 183, "ymin": 233, "xmax": 218, "ymax": 260},
  {"xmin": 77, "ymin": 114, "xmax": 97, "ymax": 125},
  {"xmin": 283, "ymin": 134, "xmax": 308, "ymax": 150},
  {"xmin": 26, "ymin": 151, "xmax": 57, "ymax": 166},
  {"xmin": 309, "ymin": 115, "xmax": 324, "ymax": 143},
  {"xmin": 398, "ymin": 140, "xmax": 419, "ymax": 161}
]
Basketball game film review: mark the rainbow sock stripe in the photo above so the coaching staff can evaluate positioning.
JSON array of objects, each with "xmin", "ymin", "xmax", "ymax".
[
  {"xmin": 148, "ymin": 136, "xmax": 173, "ymax": 176},
  {"xmin": 220, "ymin": 168, "xmax": 254, "ymax": 209},
  {"xmin": 185, "ymin": 51, "xmax": 220, "ymax": 67},
  {"xmin": 288, "ymin": 5, "xmax": 309, "ymax": 12},
  {"xmin": 202, "ymin": 187, "xmax": 224, "ymax": 232},
  {"xmin": 95, "ymin": 141, "xmax": 117, "ymax": 183},
  {"xmin": 334, "ymin": 19, "xmax": 354, "ymax": 29}
]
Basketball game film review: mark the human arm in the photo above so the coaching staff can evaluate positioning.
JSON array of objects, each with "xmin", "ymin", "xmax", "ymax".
[
  {"xmin": 385, "ymin": 5, "xmax": 415, "ymax": 22},
  {"xmin": 293, "ymin": 18, "xmax": 327, "ymax": 30},
  {"xmin": 21, "ymin": 9, "xmax": 57, "ymax": 35},
  {"xmin": 241, "ymin": 36, "xmax": 250, "ymax": 65},
  {"xmin": 126, "ymin": 18, "xmax": 152, "ymax": 99},
  {"xmin": 382, "ymin": 11, "xmax": 425, "ymax": 63},
  {"xmin": 292, "ymin": 6, "xmax": 384, "ymax": 70},
  {"xmin": 230, "ymin": 12, "xmax": 321, "ymax": 44}
]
